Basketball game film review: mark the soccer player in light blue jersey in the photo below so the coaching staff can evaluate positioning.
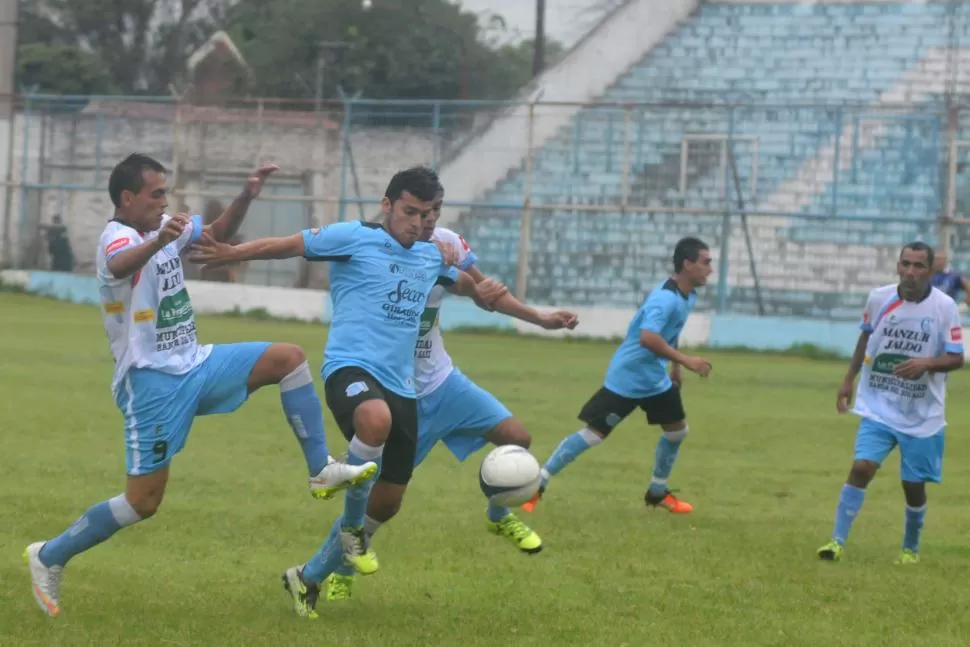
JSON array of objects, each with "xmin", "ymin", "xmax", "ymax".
[
  {"xmin": 524, "ymin": 237, "xmax": 713, "ymax": 514},
  {"xmin": 188, "ymin": 166, "xmax": 506, "ymax": 619},
  {"xmin": 322, "ymin": 182, "xmax": 579, "ymax": 601},
  {"xmin": 24, "ymin": 154, "xmax": 376, "ymax": 618},
  {"xmin": 818, "ymin": 242, "xmax": 964, "ymax": 564}
]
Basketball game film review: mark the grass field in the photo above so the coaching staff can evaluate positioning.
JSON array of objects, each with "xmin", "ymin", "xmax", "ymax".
[{"xmin": 3, "ymin": 291, "xmax": 970, "ymax": 646}]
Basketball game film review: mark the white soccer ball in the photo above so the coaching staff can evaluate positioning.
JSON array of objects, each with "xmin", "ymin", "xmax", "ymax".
[{"xmin": 478, "ymin": 445, "xmax": 542, "ymax": 508}]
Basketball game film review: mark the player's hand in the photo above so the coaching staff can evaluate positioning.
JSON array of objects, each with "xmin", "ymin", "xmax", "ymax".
[
  {"xmin": 242, "ymin": 163, "xmax": 280, "ymax": 199},
  {"xmin": 836, "ymin": 378, "xmax": 854, "ymax": 413},
  {"xmin": 187, "ymin": 231, "xmax": 237, "ymax": 267},
  {"xmin": 157, "ymin": 213, "xmax": 189, "ymax": 246},
  {"xmin": 539, "ymin": 310, "xmax": 579, "ymax": 330},
  {"xmin": 681, "ymin": 356, "xmax": 712, "ymax": 378},
  {"xmin": 670, "ymin": 365, "xmax": 683, "ymax": 389},
  {"xmin": 893, "ymin": 358, "xmax": 930, "ymax": 380},
  {"xmin": 435, "ymin": 240, "xmax": 459, "ymax": 267},
  {"xmin": 473, "ymin": 278, "xmax": 508, "ymax": 311}
]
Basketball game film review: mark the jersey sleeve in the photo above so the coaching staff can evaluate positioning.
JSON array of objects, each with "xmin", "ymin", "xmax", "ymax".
[
  {"xmin": 103, "ymin": 231, "xmax": 139, "ymax": 263},
  {"xmin": 943, "ymin": 299, "xmax": 964, "ymax": 354},
  {"xmin": 174, "ymin": 214, "xmax": 204, "ymax": 252},
  {"xmin": 436, "ymin": 256, "xmax": 460, "ymax": 285},
  {"xmin": 859, "ymin": 289, "xmax": 881, "ymax": 333},
  {"xmin": 435, "ymin": 227, "xmax": 477, "ymax": 271},
  {"xmin": 301, "ymin": 222, "xmax": 361, "ymax": 260},
  {"xmin": 639, "ymin": 291, "xmax": 678, "ymax": 334}
]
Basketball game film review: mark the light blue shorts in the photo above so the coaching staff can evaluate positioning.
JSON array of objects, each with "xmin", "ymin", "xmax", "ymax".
[
  {"xmin": 115, "ymin": 342, "xmax": 271, "ymax": 476},
  {"xmin": 414, "ymin": 368, "xmax": 513, "ymax": 467},
  {"xmin": 854, "ymin": 416, "xmax": 945, "ymax": 484}
]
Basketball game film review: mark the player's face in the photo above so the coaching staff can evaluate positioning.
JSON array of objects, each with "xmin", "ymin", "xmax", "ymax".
[
  {"xmin": 933, "ymin": 253, "xmax": 946, "ymax": 273},
  {"xmin": 419, "ymin": 192, "xmax": 444, "ymax": 242},
  {"xmin": 897, "ymin": 249, "xmax": 932, "ymax": 298},
  {"xmin": 382, "ymin": 191, "xmax": 435, "ymax": 248},
  {"xmin": 121, "ymin": 170, "xmax": 168, "ymax": 232},
  {"xmin": 685, "ymin": 248, "xmax": 714, "ymax": 286}
]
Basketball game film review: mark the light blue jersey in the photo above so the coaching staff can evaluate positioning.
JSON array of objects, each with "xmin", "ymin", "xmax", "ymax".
[
  {"xmin": 604, "ymin": 278, "xmax": 696, "ymax": 399},
  {"xmin": 302, "ymin": 221, "xmax": 459, "ymax": 398}
]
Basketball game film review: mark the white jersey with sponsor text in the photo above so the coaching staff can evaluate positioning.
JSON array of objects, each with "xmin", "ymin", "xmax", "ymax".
[
  {"xmin": 852, "ymin": 284, "xmax": 964, "ymax": 438},
  {"xmin": 96, "ymin": 214, "xmax": 211, "ymax": 394},
  {"xmin": 413, "ymin": 227, "xmax": 478, "ymax": 398}
]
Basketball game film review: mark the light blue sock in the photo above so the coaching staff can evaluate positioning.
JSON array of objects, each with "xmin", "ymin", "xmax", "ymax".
[
  {"xmin": 302, "ymin": 516, "xmax": 344, "ymax": 584},
  {"xmin": 39, "ymin": 494, "xmax": 142, "ymax": 567},
  {"xmin": 342, "ymin": 436, "xmax": 383, "ymax": 529},
  {"xmin": 487, "ymin": 501, "xmax": 510, "ymax": 522},
  {"xmin": 542, "ymin": 428, "xmax": 603, "ymax": 485},
  {"xmin": 832, "ymin": 484, "xmax": 866, "ymax": 545},
  {"xmin": 647, "ymin": 428, "xmax": 687, "ymax": 498},
  {"xmin": 903, "ymin": 504, "xmax": 927, "ymax": 552},
  {"xmin": 280, "ymin": 361, "xmax": 330, "ymax": 476},
  {"xmin": 335, "ymin": 515, "xmax": 382, "ymax": 577}
]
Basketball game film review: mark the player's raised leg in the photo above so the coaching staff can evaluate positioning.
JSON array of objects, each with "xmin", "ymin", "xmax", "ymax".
[
  {"xmin": 243, "ymin": 343, "xmax": 378, "ymax": 497},
  {"xmin": 818, "ymin": 419, "xmax": 892, "ymax": 561}
]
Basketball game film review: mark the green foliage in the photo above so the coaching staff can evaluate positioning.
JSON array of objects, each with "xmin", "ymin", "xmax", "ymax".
[{"xmin": 15, "ymin": 0, "xmax": 562, "ymax": 100}]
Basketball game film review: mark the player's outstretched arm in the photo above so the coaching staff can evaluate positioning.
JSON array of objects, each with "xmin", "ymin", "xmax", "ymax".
[
  {"xmin": 188, "ymin": 232, "xmax": 306, "ymax": 267},
  {"xmin": 203, "ymin": 164, "xmax": 279, "ymax": 242},
  {"xmin": 453, "ymin": 266, "xmax": 579, "ymax": 330},
  {"xmin": 107, "ymin": 214, "xmax": 188, "ymax": 279}
]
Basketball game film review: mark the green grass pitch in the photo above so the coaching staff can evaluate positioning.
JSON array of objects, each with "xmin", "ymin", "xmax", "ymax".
[{"xmin": 2, "ymin": 292, "xmax": 970, "ymax": 646}]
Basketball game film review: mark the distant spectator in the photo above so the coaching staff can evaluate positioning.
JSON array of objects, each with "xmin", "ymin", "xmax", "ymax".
[
  {"xmin": 931, "ymin": 252, "xmax": 970, "ymax": 305},
  {"xmin": 199, "ymin": 199, "xmax": 243, "ymax": 283},
  {"xmin": 39, "ymin": 215, "xmax": 74, "ymax": 273}
]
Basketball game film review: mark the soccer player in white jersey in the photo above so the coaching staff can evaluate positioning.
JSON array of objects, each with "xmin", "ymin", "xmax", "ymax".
[
  {"xmin": 322, "ymin": 185, "xmax": 578, "ymax": 601},
  {"xmin": 817, "ymin": 241, "xmax": 964, "ymax": 565},
  {"xmin": 23, "ymin": 153, "xmax": 376, "ymax": 617}
]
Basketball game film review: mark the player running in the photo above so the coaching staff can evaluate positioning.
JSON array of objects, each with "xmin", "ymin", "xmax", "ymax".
[
  {"xmin": 817, "ymin": 241, "xmax": 963, "ymax": 564},
  {"xmin": 523, "ymin": 237, "xmax": 713, "ymax": 514},
  {"xmin": 24, "ymin": 154, "xmax": 376, "ymax": 618},
  {"xmin": 187, "ymin": 166, "xmax": 508, "ymax": 619},
  {"xmin": 322, "ymin": 183, "xmax": 579, "ymax": 602}
]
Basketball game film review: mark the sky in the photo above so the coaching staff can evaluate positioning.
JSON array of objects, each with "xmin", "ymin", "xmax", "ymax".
[{"xmin": 453, "ymin": 0, "xmax": 616, "ymax": 48}]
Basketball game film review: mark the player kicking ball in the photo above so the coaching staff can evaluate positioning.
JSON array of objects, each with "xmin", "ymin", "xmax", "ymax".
[
  {"xmin": 524, "ymin": 237, "xmax": 713, "ymax": 514},
  {"xmin": 817, "ymin": 241, "xmax": 964, "ymax": 564},
  {"xmin": 24, "ymin": 154, "xmax": 376, "ymax": 618},
  {"xmin": 188, "ymin": 166, "xmax": 510, "ymax": 619},
  {"xmin": 322, "ymin": 182, "xmax": 578, "ymax": 602}
]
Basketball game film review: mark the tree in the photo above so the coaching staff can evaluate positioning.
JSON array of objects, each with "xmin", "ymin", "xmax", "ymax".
[
  {"xmin": 225, "ymin": 0, "xmax": 561, "ymax": 101},
  {"xmin": 15, "ymin": 0, "xmax": 231, "ymax": 95},
  {"xmin": 17, "ymin": 43, "xmax": 118, "ymax": 95}
]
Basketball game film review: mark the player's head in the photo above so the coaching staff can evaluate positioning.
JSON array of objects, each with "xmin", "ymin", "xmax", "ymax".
[
  {"xmin": 897, "ymin": 241, "xmax": 934, "ymax": 300},
  {"xmin": 933, "ymin": 251, "xmax": 947, "ymax": 273},
  {"xmin": 673, "ymin": 237, "xmax": 712, "ymax": 287},
  {"xmin": 381, "ymin": 166, "xmax": 440, "ymax": 248},
  {"xmin": 419, "ymin": 182, "xmax": 445, "ymax": 242},
  {"xmin": 108, "ymin": 153, "xmax": 168, "ymax": 231}
]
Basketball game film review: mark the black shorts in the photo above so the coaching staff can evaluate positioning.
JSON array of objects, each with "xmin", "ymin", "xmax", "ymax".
[
  {"xmin": 578, "ymin": 385, "xmax": 685, "ymax": 435},
  {"xmin": 324, "ymin": 366, "xmax": 419, "ymax": 486}
]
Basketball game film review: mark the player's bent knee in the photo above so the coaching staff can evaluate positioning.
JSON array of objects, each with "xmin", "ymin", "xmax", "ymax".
[
  {"xmin": 125, "ymin": 468, "xmax": 169, "ymax": 518},
  {"xmin": 486, "ymin": 418, "xmax": 531, "ymax": 448},
  {"xmin": 368, "ymin": 479, "xmax": 406, "ymax": 523},
  {"xmin": 249, "ymin": 343, "xmax": 307, "ymax": 391},
  {"xmin": 848, "ymin": 459, "xmax": 879, "ymax": 484},
  {"xmin": 353, "ymin": 399, "xmax": 393, "ymax": 443}
]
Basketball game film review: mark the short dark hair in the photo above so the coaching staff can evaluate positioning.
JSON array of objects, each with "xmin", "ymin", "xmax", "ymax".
[
  {"xmin": 900, "ymin": 241, "xmax": 934, "ymax": 267},
  {"xmin": 108, "ymin": 153, "xmax": 167, "ymax": 207},
  {"xmin": 673, "ymin": 237, "xmax": 709, "ymax": 272},
  {"xmin": 384, "ymin": 166, "xmax": 440, "ymax": 203}
]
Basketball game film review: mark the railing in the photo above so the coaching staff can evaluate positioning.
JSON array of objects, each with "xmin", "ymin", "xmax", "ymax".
[{"xmin": 4, "ymin": 94, "xmax": 969, "ymax": 317}]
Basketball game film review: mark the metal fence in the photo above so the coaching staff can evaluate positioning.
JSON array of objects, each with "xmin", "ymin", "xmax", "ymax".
[{"xmin": 5, "ymin": 94, "xmax": 970, "ymax": 316}]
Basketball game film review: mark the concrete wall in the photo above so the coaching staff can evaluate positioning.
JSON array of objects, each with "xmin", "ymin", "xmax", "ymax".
[{"xmin": 7, "ymin": 268, "xmax": 963, "ymax": 360}]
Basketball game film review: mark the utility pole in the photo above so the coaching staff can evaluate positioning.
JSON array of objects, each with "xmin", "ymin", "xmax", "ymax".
[{"xmin": 532, "ymin": 0, "xmax": 546, "ymax": 78}]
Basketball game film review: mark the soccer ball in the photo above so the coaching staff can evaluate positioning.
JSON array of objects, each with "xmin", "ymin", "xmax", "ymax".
[{"xmin": 478, "ymin": 445, "xmax": 542, "ymax": 507}]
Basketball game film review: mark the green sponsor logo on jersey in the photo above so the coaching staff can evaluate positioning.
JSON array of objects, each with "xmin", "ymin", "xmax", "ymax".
[
  {"xmin": 871, "ymin": 352, "xmax": 909, "ymax": 375},
  {"xmin": 419, "ymin": 307, "xmax": 439, "ymax": 336},
  {"xmin": 157, "ymin": 288, "xmax": 194, "ymax": 328}
]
